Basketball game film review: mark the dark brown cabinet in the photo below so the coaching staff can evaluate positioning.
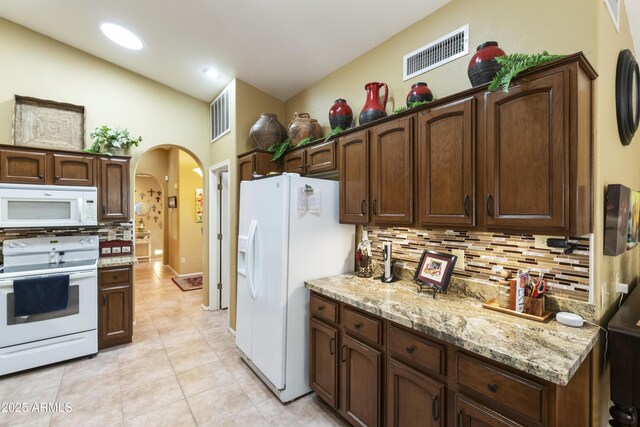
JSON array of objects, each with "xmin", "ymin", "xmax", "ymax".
[
  {"xmin": 99, "ymin": 266, "xmax": 133, "ymax": 349},
  {"xmin": 387, "ymin": 358, "xmax": 445, "ymax": 427},
  {"xmin": 455, "ymin": 394, "xmax": 523, "ymax": 427},
  {"xmin": 283, "ymin": 140, "xmax": 337, "ymax": 175},
  {"xmin": 417, "ymin": 98, "xmax": 475, "ymax": 227},
  {"xmin": 369, "ymin": 116, "xmax": 414, "ymax": 225},
  {"xmin": 340, "ymin": 334, "xmax": 382, "ymax": 427},
  {"xmin": 339, "ymin": 130, "xmax": 369, "ymax": 225},
  {"xmin": 283, "ymin": 149, "xmax": 305, "ymax": 174},
  {"xmin": 52, "ymin": 153, "xmax": 95, "ymax": 186},
  {"xmin": 0, "ymin": 147, "xmax": 96, "ymax": 186},
  {"xmin": 0, "ymin": 149, "xmax": 48, "ymax": 184},
  {"xmin": 310, "ymin": 318, "xmax": 339, "ymax": 409},
  {"xmin": 237, "ymin": 149, "xmax": 282, "ymax": 182},
  {"xmin": 98, "ymin": 157, "xmax": 130, "ymax": 221}
]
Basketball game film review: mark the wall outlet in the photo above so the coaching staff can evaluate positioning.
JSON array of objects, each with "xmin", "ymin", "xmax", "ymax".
[
  {"xmin": 122, "ymin": 246, "xmax": 131, "ymax": 253},
  {"xmin": 112, "ymin": 246, "xmax": 121, "ymax": 254},
  {"xmin": 534, "ymin": 235, "xmax": 556, "ymax": 250},
  {"xmin": 616, "ymin": 282, "xmax": 630, "ymax": 294},
  {"xmin": 181, "ymin": 257, "xmax": 186, "ymax": 264},
  {"xmin": 101, "ymin": 247, "xmax": 111, "ymax": 255},
  {"xmin": 123, "ymin": 230, "xmax": 132, "ymax": 240},
  {"xmin": 452, "ymin": 249, "xmax": 465, "ymax": 270}
]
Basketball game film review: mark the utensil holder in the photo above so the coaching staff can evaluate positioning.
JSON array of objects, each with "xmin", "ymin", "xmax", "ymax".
[{"xmin": 523, "ymin": 296, "xmax": 545, "ymax": 317}]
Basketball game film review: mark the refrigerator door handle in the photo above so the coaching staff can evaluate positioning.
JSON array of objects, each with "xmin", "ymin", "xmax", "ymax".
[{"xmin": 246, "ymin": 219, "xmax": 258, "ymax": 300}]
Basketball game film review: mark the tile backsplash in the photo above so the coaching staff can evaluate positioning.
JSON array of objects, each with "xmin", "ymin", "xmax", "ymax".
[{"xmin": 365, "ymin": 226, "xmax": 591, "ymax": 302}]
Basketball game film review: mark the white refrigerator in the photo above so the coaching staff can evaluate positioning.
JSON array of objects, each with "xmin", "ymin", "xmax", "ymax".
[{"xmin": 236, "ymin": 173, "xmax": 354, "ymax": 402}]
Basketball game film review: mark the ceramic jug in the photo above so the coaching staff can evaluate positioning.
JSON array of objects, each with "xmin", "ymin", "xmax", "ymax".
[
  {"xmin": 288, "ymin": 112, "xmax": 322, "ymax": 147},
  {"xmin": 468, "ymin": 41, "xmax": 506, "ymax": 87},
  {"xmin": 359, "ymin": 82, "xmax": 388, "ymax": 126},
  {"xmin": 406, "ymin": 82, "xmax": 433, "ymax": 107},
  {"xmin": 328, "ymin": 99, "xmax": 353, "ymax": 130}
]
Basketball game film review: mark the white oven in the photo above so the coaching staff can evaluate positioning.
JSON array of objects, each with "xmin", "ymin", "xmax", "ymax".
[
  {"xmin": 0, "ymin": 236, "xmax": 99, "ymax": 376},
  {"xmin": 0, "ymin": 184, "xmax": 98, "ymax": 228}
]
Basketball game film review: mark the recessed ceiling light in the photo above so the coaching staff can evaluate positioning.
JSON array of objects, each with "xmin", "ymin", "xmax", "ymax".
[
  {"xmin": 203, "ymin": 67, "xmax": 219, "ymax": 79},
  {"xmin": 100, "ymin": 23, "xmax": 144, "ymax": 50}
]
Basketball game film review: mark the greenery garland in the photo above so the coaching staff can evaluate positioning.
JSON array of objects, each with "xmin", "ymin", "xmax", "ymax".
[
  {"xmin": 488, "ymin": 51, "xmax": 565, "ymax": 92},
  {"xmin": 267, "ymin": 138, "xmax": 291, "ymax": 161}
]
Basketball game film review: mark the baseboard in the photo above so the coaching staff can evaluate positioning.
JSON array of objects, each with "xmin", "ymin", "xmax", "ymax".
[
  {"xmin": 200, "ymin": 304, "xmax": 213, "ymax": 311},
  {"xmin": 228, "ymin": 327, "xmax": 236, "ymax": 336},
  {"xmin": 164, "ymin": 264, "xmax": 179, "ymax": 276}
]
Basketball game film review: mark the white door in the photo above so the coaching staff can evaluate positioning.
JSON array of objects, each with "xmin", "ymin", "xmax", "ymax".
[
  {"xmin": 236, "ymin": 176, "xmax": 290, "ymax": 390},
  {"xmin": 220, "ymin": 171, "xmax": 230, "ymax": 309}
]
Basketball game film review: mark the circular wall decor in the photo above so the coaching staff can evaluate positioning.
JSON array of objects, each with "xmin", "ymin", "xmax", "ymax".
[{"xmin": 616, "ymin": 49, "xmax": 640, "ymax": 146}]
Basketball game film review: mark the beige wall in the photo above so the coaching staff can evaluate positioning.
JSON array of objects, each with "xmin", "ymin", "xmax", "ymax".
[
  {"xmin": 177, "ymin": 150, "xmax": 204, "ymax": 274},
  {"xmin": 285, "ymin": 0, "xmax": 597, "ymax": 134},
  {"xmin": 210, "ymin": 79, "xmax": 285, "ymax": 328}
]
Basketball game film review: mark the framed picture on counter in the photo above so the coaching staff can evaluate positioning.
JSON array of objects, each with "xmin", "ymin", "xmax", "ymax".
[{"xmin": 414, "ymin": 250, "xmax": 457, "ymax": 293}]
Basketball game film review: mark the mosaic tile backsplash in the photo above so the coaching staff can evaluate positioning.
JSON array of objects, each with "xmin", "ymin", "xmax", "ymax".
[{"xmin": 365, "ymin": 226, "xmax": 591, "ymax": 302}]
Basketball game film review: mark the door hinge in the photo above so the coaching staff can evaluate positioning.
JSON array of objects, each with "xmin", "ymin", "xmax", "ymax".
[
  {"xmin": 217, "ymin": 283, "xmax": 222, "ymax": 290},
  {"xmin": 217, "ymin": 183, "xmax": 222, "ymax": 190},
  {"xmin": 217, "ymin": 233, "xmax": 222, "ymax": 240}
]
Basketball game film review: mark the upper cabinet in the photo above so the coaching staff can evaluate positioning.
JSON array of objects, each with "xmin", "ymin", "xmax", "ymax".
[
  {"xmin": 483, "ymin": 62, "xmax": 594, "ymax": 236},
  {"xmin": 339, "ymin": 130, "xmax": 369, "ymax": 225},
  {"xmin": 99, "ymin": 157, "xmax": 130, "ymax": 221},
  {"xmin": 237, "ymin": 149, "xmax": 282, "ymax": 183},
  {"xmin": 417, "ymin": 98, "xmax": 475, "ymax": 227},
  {"xmin": 0, "ymin": 149, "xmax": 47, "ymax": 184},
  {"xmin": 52, "ymin": 153, "xmax": 95, "ymax": 186},
  {"xmin": 370, "ymin": 116, "xmax": 414, "ymax": 225},
  {"xmin": 282, "ymin": 139, "xmax": 337, "ymax": 176}
]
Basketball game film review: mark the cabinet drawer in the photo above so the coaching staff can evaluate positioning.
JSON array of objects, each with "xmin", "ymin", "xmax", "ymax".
[
  {"xmin": 310, "ymin": 294, "xmax": 338, "ymax": 324},
  {"xmin": 456, "ymin": 353, "xmax": 546, "ymax": 424},
  {"xmin": 306, "ymin": 140, "xmax": 336, "ymax": 174},
  {"xmin": 100, "ymin": 267, "xmax": 132, "ymax": 287},
  {"xmin": 388, "ymin": 325, "xmax": 445, "ymax": 376},
  {"xmin": 343, "ymin": 307, "xmax": 382, "ymax": 345}
]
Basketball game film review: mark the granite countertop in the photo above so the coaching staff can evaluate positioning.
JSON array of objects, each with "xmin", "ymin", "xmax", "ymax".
[
  {"xmin": 97, "ymin": 255, "xmax": 138, "ymax": 268},
  {"xmin": 305, "ymin": 274, "xmax": 599, "ymax": 386}
]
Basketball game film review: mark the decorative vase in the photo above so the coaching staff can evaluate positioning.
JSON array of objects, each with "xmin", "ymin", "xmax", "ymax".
[
  {"xmin": 359, "ymin": 82, "xmax": 388, "ymax": 126},
  {"xmin": 249, "ymin": 113, "xmax": 288, "ymax": 150},
  {"xmin": 328, "ymin": 99, "xmax": 353, "ymax": 130},
  {"xmin": 288, "ymin": 112, "xmax": 322, "ymax": 147},
  {"xmin": 406, "ymin": 82, "xmax": 433, "ymax": 107},
  {"xmin": 468, "ymin": 41, "xmax": 506, "ymax": 87}
]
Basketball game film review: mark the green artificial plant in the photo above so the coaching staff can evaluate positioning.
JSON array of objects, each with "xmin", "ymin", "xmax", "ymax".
[
  {"xmin": 86, "ymin": 126, "xmax": 142, "ymax": 155},
  {"xmin": 488, "ymin": 51, "xmax": 565, "ymax": 92}
]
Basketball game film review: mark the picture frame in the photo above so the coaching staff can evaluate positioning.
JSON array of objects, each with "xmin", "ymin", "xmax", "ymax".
[
  {"xmin": 195, "ymin": 189, "xmax": 203, "ymax": 223},
  {"xmin": 604, "ymin": 184, "xmax": 630, "ymax": 256},
  {"xmin": 13, "ymin": 95, "xmax": 85, "ymax": 151},
  {"xmin": 414, "ymin": 250, "xmax": 457, "ymax": 293},
  {"xmin": 167, "ymin": 196, "xmax": 177, "ymax": 209}
]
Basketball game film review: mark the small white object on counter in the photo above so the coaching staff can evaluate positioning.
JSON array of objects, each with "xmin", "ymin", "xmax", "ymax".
[{"xmin": 556, "ymin": 312, "xmax": 584, "ymax": 327}]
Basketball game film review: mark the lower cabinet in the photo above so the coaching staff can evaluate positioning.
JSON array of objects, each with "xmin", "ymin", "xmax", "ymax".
[
  {"xmin": 387, "ymin": 358, "xmax": 445, "ymax": 427},
  {"xmin": 99, "ymin": 266, "xmax": 133, "ymax": 349},
  {"xmin": 340, "ymin": 334, "xmax": 382, "ymax": 427},
  {"xmin": 309, "ymin": 291, "xmax": 591, "ymax": 427}
]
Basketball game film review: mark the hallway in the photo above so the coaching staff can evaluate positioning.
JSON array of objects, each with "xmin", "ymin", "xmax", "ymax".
[{"xmin": 0, "ymin": 262, "xmax": 346, "ymax": 426}]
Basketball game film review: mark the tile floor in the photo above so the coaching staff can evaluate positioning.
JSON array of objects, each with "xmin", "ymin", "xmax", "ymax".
[{"xmin": 0, "ymin": 262, "xmax": 347, "ymax": 427}]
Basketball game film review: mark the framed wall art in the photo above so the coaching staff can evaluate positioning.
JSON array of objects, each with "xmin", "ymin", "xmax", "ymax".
[
  {"xmin": 167, "ymin": 196, "xmax": 177, "ymax": 209},
  {"xmin": 604, "ymin": 184, "xmax": 630, "ymax": 256},
  {"xmin": 195, "ymin": 189, "xmax": 203, "ymax": 223},
  {"xmin": 13, "ymin": 95, "xmax": 85, "ymax": 151}
]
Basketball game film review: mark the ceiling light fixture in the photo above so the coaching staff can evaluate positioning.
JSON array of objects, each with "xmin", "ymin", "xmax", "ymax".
[
  {"xmin": 100, "ymin": 23, "xmax": 144, "ymax": 50},
  {"xmin": 203, "ymin": 67, "xmax": 219, "ymax": 79}
]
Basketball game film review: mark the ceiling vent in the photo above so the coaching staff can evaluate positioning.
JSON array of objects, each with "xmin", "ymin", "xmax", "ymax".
[
  {"xmin": 210, "ymin": 87, "xmax": 230, "ymax": 142},
  {"xmin": 403, "ymin": 24, "xmax": 469, "ymax": 81}
]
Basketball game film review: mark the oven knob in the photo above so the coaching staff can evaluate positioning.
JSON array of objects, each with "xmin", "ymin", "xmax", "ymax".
[
  {"xmin": 8, "ymin": 243, "xmax": 16, "ymax": 249},
  {"xmin": 19, "ymin": 242, "xmax": 26, "ymax": 248},
  {"xmin": 87, "ymin": 238, "xmax": 95, "ymax": 244},
  {"xmin": 80, "ymin": 239, "xmax": 86, "ymax": 244}
]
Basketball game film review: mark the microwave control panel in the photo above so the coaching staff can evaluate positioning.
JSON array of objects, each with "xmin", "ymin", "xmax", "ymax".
[{"xmin": 84, "ymin": 198, "xmax": 97, "ymax": 222}]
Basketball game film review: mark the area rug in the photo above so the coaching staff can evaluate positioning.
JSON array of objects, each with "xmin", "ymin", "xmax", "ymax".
[{"xmin": 171, "ymin": 274, "xmax": 203, "ymax": 292}]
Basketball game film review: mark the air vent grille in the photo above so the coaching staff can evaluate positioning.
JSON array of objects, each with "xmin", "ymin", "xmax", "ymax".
[
  {"xmin": 210, "ymin": 87, "xmax": 230, "ymax": 142},
  {"xmin": 403, "ymin": 24, "xmax": 469, "ymax": 81}
]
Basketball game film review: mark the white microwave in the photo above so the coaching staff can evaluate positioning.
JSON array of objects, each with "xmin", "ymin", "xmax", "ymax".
[{"xmin": 0, "ymin": 184, "xmax": 98, "ymax": 228}]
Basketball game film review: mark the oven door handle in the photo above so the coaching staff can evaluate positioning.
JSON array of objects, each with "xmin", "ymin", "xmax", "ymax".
[{"xmin": 68, "ymin": 271, "xmax": 97, "ymax": 280}]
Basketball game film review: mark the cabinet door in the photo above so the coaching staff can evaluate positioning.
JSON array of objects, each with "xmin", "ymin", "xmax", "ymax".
[
  {"xmin": 0, "ymin": 150, "xmax": 47, "ymax": 184},
  {"xmin": 455, "ymin": 394, "xmax": 523, "ymax": 427},
  {"xmin": 387, "ymin": 358, "xmax": 445, "ymax": 427},
  {"xmin": 418, "ymin": 98, "xmax": 474, "ymax": 227},
  {"xmin": 99, "ymin": 157, "xmax": 130, "ymax": 221},
  {"xmin": 339, "ymin": 131, "xmax": 369, "ymax": 224},
  {"xmin": 484, "ymin": 71, "xmax": 567, "ymax": 231},
  {"xmin": 306, "ymin": 140, "xmax": 336, "ymax": 174},
  {"xmin": 52, "ymin": 153, "xmax": 95, "ymax": 186},
  {"xmin": 340, "ymin": 334, "xmax": 382, "ymax": 427},
  {"xmin": 99, "ymin": 285, "xmax": 132, "ymax": 349},
  {"xmin": 310, "ymin": 318, "xmax": 339, "ymax": 409},
  {"xmin": 238, "ymin": 154, "xmax": 255, "ymax": 182},
  {"xmin": 370, "ymin": 116, "xmax": 413, "ymax": 225},
  {"xmin": 283, "ymin": 149, "xmax": 306, "ymax": 174}
]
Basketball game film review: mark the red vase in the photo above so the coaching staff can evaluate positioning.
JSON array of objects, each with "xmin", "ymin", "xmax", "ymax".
[
  {"xmin": 359, "ymin": 82, "xmax": 388, "ymax": 126},
  {"xmin": 406, "ymin": 82, "xmax": 433, "ymax": 107},
  {"xmin": 467, "ymin": 41, "xmax": 506, "ymax": 87},
  {"xmin": 328, "ymin": 99, "xmax": 353, "ymax": 130}
]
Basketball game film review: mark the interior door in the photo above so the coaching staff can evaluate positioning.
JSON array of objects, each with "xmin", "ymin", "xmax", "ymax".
[{"xmin": 220, "ymin": 171, "xmax": 230, "ymax": 309}]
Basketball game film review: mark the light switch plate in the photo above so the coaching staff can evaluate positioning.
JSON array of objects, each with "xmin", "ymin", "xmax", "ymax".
[
  {"xmin": 452, "ymin": 249, "xmax": 465, "ymax": 270},
  {"xmin": 101, "ymin": 247, "xmax": 111, "ymax": 255}
]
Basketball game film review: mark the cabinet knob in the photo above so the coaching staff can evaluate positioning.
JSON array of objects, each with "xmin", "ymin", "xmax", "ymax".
[
  {"xmin": 487, "ymin": 383, "xmax": 498, "ymax": 393},
  {"xmin": 354, "ymin": 322, "xmax": 362, "ymax": 329},
  {"xmin": 456, "ymin": 410, "xmax": 462, "ymax": 427},
  {"xmin": 317, "ymin": 305, "xmax": 324, "ymax": 311},
  {"xmin": 55, "ymin": 175, "xmax": 60, "ymax": 180},
  {"xmin": 405, "ymin": 345, "xmax": 416, "ymax": 354},
  {"xmin": 113, "ymin": 274, "xmax": 118, "ymax": 279},
  {"xmin": 39, "ymin": 175, "xmax": 44, "ymax": 179},
  {"xmin": 329, "ymin": 337, "xmax": 335, "ymax": 355}
]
